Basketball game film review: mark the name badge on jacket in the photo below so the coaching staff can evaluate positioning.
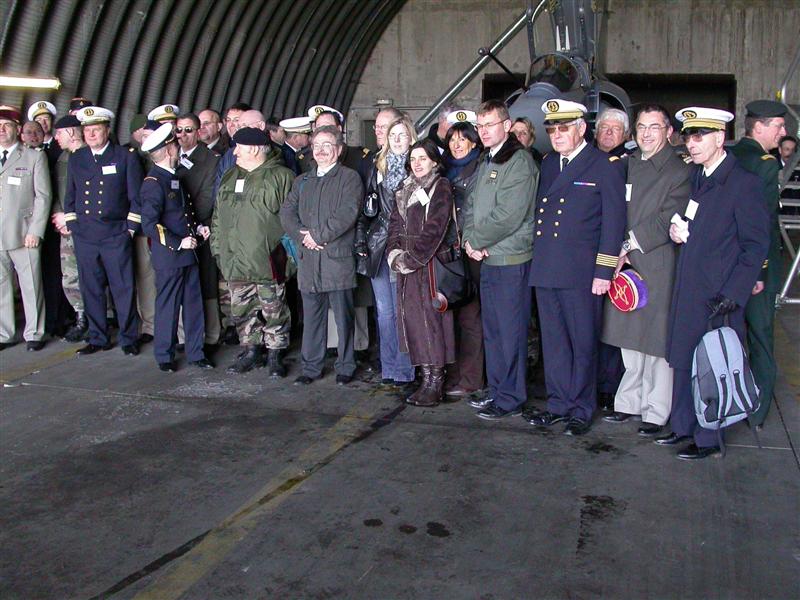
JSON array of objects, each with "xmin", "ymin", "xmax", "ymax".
[
  {"xmin": 235, "ymin": 179, "xmax": 245, "ymax": 193},
  {"xmin": 102, "ymin": 165, "xmax": 117, "ymax": 175},
  {"xmin": 7, "ymin": 176, "xmax": 21, "ymax": 186},
  {"xmin": 171, "ymin": 180, "xmax": 180, "ymax": 190},
  {"xmin": 179, "ymin": 156, "xmax": 194, "ymax": 170},
  {"xmin": 685, "ymin": 199, "xmax": 699, "ymax": 220}
]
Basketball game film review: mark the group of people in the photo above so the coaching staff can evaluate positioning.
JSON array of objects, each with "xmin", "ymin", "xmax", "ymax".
[{"xmin": 0, "ymin": 91, "xmax": 787, "ymax": 460}]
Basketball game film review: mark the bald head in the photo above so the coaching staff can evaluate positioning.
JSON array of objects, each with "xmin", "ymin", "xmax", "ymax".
[{"xmin": 240, "ymin": 110, "xmax": 266, "ymax": 131}]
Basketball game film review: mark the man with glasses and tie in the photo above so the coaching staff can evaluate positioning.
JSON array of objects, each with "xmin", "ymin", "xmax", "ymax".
[
  {"xmin": 63, "ymin": 106, "xmax": 144, "ymax": 355},
  {"xmin": 461, "ymin": 99, "xmax": 538, "ymax": 421},
  {"xmin": 174, "ymin": 112, "xmax": 222, "ymax": 348},
  {"xmin": 601, "ymin": 104, "xmax": 692, "ymax": 437},
  {"xmin": 0, "ymin": 105, "xmax": 52, "ymax": 351},
  {"xmin": 525, "ymin": 99, "xmax": 626, "ymax": 436},
  {"xmin": 660, "ymin": 107, "xmax": 768, "ymax": 460}
]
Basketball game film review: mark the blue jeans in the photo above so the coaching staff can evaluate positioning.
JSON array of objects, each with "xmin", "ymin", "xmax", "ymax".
[{"xmin": 372, "ymin": 259, "xmax": 415, "ymax": 382}]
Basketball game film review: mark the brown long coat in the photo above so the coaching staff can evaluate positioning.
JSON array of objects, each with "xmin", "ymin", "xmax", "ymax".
[
  {"xmin": 387, "ymin": 174, "xmax": 455, "ymax": 367},
  {"xmin": 601, "ymin": 145, "xmax": 691, "ymax": 357}
]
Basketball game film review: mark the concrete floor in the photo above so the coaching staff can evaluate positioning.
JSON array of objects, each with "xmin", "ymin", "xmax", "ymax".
[{"xmin": 0, "ymin": 309, "xmax": 798, "ymax": 600}]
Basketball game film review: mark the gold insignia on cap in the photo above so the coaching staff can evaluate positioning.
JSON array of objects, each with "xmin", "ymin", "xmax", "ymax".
[
  {"xmin": 38, "ymin": 102, "xmax": 47, "ymax": 109},
  {"xmin": 165, "ymin": 105, "xmax": 174, "ymax": 114},
  {"xmin": 85, "ymin": 108, "xmax": 94, "ymax": 116},
  {"xmin": 314, "ymin": 106, "xmax": 324, "ymax": 115},
  {"xmin": 546, "ymin": 101, "xmax": 560, "ymax": 113},
  {"xmin": 456, "ymin": 111, "xmax": 467, "ymax": 122},
  {"xmin": 682, "ymin": 110, "xmax": 697, "ymax": 119}
]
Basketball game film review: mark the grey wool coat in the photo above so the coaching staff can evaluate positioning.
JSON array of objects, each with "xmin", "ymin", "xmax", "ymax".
[
  {"xmin": 280, "ymin": 163, "xmax": 364, "ymax": 293},
  {"xmin": 602, "ymin": 144, "xmax": 691, "ymax": 358}
]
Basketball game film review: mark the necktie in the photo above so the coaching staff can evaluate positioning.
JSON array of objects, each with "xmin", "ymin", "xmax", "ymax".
[
  {"xmin": 180, "ymin": 153, "xmax": 187, "ymax": 161},
  {"xmin": 486, "ymin": 152, "xmax": 492, "ymax": 164},
  {"xmin": 0, "ymin": 150, "xmax": 6, "ymax": 166},
  {"xmin": 561, "ymin": 157, "xmax": 568, "ymax": 171}
]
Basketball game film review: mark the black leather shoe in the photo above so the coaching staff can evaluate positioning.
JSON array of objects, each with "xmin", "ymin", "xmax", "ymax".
[
  {"xmin": 468, "ymin": 396, "xmax": 494, "ymax": 409},
  {"xmin": 64, "ymin": 315, "xmax": 88, "ymax": 342},
  {"xmin": 381, "ymin": 378, "xmax": 394, "ymax": 385},
  {"xmin": 654, "ymin": 432, "xmax": 691, "ymax": 446},
  {"xmin": 677, "ymin": 443, "xmax": 720, "ymax": 460},
  {"xmin": 223, "ymin": 325, "xmax": 239, "ymax": 346},
  {"xmin": 336, "ymin": 374, "xmax": 353, "ymax": 385},
  {"xmin": 190, "ymin": 358, "xmax": 214, "ymax": 369},
  {"xmin": 602, "ymin": 411, "xmax": 634, "ymax": 423},
  {"xmin": 564, "ymin": 417, "xmax": 591, "ymax": 436},
  {"xmin": 638, "ymin": 423, "xmax": 663, "ymax": 436},
  {"xmin": 138, "ymin": 333, "xmax": 154, "ymax": 344},
  {"xmin": 203, "ymin": 343, "xmax": 219, "ymax": 355},
  {"xmin": 267, "ymin": 349, "xmax": 287, "ymax": 378},
  {"xmin": 121, "ymin": 343, "xmax": 139, "ymax": 356},
  {"xmin": 0, "ymin": 341, "xmax": 15, "ymax": 351},
  {"xmin": 77, "ymin": 343, "xmax": 113, "ymax": 355},
  {"xmin": 597, "ymin": 391, "xmax": 615, "ymax": 410},
  {"xmin": 226, "ymin": 346, "xmax": 265, "ymax": 374},
  {"xmin": 525, "ymin": 410, "xmax": 568, "ymax": 427},
  {"xmin": 476, "ymin": 402, "xmax": 522, "ymax": 420},
  {"xmin": 158, "ymin": 361, "xmax": 176, "ymax": 372},
  {"xmin": 26, "ymin": 340, "xmax": 45, "ymax": 351},
  {"xmin": 294, "ymin": 375, "xmax": 318, "ymax": 385}
]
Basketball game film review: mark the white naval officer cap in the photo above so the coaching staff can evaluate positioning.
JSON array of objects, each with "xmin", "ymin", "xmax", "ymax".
[
  {"xmin": 141, "ymin": 122, "xmax": 177, "ymax": 153},
  {"xmin": 675, "ymin": 107, "xmax": 733, "ymax": 131},
  {"xmin": 28, "ymin": 101, "xmax": 57, "ymax": 121},
  {"xmin": 280, "ymin": 116, "xmax": 312, "ymax": 133},
  {"xmin": 446, "ymin": 110, "xmax": 477, "ymax": 126},
  {"xmin": 76, "ymin": 106, "xmax": 114, "ymax": 125},
  {"xmin": 308, "ymin": 104, "xmax": 344, "ymax": 123},
  {"xmin": 147, "ymin": 104, "xmax": 180, "ymax": 122},
  {"xmin": 541, "ymin": 99, "xmax": 587, "ymax": 124}
]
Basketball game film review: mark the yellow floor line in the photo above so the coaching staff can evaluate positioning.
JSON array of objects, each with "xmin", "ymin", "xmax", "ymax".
[
  {"xmin": 0, "ymin": 347, "xmax": 77, "ymax": 384},
  {"xmin": 131, "ymin": 405, "xmax": 386, "ymax": 599}
]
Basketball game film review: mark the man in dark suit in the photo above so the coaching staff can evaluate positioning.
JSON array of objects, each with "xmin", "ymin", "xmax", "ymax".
[
  {"xmin": 660, "ymin": 106, "xmax": 769, "ymax": 459},
  {"xmin": 526, "ymin": 99, "xmax": 627, "ymax": 436},
  {"xmin": 63, "ymin": 106, "xmax": 143, "ymax": 355},
  {"xmin": 199, "ymin": 109, "xmax": 228, "ymax": 155},
  {"xmin": 140, "ymin": 123, "xmax": 212, "ymax": 372},
  {"xmin": 175, "ymin": 112, "xmax": 222, "ymax": 347}
]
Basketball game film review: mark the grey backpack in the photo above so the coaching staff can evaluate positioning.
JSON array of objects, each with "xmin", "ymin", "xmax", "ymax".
[{"xmin": 692, "ymin": 319, "xmax": 761, "ymax": 452}]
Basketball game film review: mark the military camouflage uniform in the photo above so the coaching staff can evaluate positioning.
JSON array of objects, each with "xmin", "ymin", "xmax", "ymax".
[
  {"xmin": 228, "ymin": 281, "xmax": 290, "ymax": 348},
  {"xmin": 54, "ymin": 151, "xmax": 83, "ymax": 313}
]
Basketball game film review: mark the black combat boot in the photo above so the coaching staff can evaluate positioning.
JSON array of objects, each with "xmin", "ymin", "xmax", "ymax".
[
  {"xmin": 64, "ymin": 313, "xmax": 88, "ymax": 343},
  {"xmin": 267, "ymin": 348, "xmax": 287, "ymax": 378},
  {"xmin": 226, "ymin": 345, "xmax": 265, "ymax": 374}
]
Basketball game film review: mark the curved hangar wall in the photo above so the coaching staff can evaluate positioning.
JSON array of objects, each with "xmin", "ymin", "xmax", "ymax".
[{"xmin": 0, "ymin": 0, "xmax": 406, "ymax": 140}]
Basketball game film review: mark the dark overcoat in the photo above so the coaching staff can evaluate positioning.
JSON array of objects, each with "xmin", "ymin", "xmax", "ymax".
[
  {"xmin": 665, "ymin": 153, "xmax": 769, "ymax": 370},
  {"xmin": 280, "ymin": 163, "xmax": 363, "ymax": 293},
  {"xmin": 602, "ymin": 145, "xmax": 691, "ymax": 357},
  {"xmin": 386, "ymin": 174, "xmax": 455, "ymax": 367}
]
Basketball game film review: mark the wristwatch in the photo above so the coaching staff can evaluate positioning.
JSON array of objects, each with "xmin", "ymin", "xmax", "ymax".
[{"xmin": 621, "ymin": 239, "xmax": 633, "ymax": 253}]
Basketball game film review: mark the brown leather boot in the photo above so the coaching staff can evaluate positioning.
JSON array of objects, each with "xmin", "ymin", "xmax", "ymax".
[{"xmin": 406, "ymin": 365, "xmax": 443, "ymax": 407}]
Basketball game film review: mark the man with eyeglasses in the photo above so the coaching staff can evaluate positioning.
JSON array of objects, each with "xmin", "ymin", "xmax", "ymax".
[
  {"xmin": 175, "ymin": 113, "xmax": 222, "ymax": 349},
  {"xmin": 525, "ymin": 99, "xmax": 626, "ymax": 436},
  {"xmin": 461, "ymin": 99, "xmax": 538, "ymax": 421},
  {"xmin": 601, "ymin": 104, "xmax": 692, "ymax": 437},
  {"xmin": 198, "ymin": 109, "xmax": 227, "ymax": 155},
  {"xmin": 729, "ymin": 100, "xmax": 787, "ymax": 429},
  {"xmin": 660, "ymin": 107, "xmax": 768, "ymax": 460},
  {"xmin": 373, "ymin": 107, "xmax": 402, "ymax": 151}
]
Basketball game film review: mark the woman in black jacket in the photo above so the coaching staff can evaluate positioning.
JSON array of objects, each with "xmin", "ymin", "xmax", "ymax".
[
  {"xmin": 442, "ymin": 122, "xmax": 485, "ymax": 397},
  {"xmin": 355, "ymin": 115, "xmax": 418, "ymax": 386}
]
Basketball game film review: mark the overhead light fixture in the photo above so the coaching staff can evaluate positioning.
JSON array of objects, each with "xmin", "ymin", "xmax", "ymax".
[{"xmin": 0, "ymin": 75, "xmax": 61, "ymax": 90}]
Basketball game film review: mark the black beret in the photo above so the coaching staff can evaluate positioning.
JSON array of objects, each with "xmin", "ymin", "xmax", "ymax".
[
  {"xmin": 69, "ymin": 97, "xmax": 93, "ymax": 111},
  {"xmin": 54, "ymin": 115, "xmax": 81, "ymax": 129},
  {"xmin": 745, "ymin": 100, "xmax": 787, "ymax": 119},
  {"xmin": 233, "ymin": 127, "xmax": 269, "ymax": 146}
]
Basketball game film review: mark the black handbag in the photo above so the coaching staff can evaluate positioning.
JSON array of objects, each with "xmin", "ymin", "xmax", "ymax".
[{"xmin": 427, "ymin": 199, "xmax": 475, "ymax": 312}]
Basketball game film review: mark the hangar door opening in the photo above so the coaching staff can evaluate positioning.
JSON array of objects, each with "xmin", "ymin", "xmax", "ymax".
[{"xmin": 607, "ymin": 74, "xmax": 737, "ymax": 138}]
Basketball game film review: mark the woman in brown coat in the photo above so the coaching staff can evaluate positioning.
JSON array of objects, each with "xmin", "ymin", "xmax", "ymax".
[{"xmin": 387, "ymin": 139, "xmax": 456, "ymax": 406}]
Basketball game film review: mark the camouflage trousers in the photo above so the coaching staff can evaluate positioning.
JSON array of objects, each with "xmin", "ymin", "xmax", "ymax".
[
  {"xmin": 219, "ymin": 278, "xmax": 232, "ymax": 328},
  {"xmin": 60, "ymin": 234, "xmax": 83, "ymax": 313},
  {"xmin": 228, "ymin": 280, "xmax": 290, "ymax": 349}
]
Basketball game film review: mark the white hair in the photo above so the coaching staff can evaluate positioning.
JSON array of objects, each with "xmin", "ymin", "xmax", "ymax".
[{"xmin": 597, "ymin": 108, "xmax": 630, "ymax": 133}]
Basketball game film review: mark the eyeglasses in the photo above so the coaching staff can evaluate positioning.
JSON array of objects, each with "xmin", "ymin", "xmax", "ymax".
[
  {"xmin": 312, "ymin": 142, "xmax": 336, "ymax": 151},
  {"xmin": 175, "ymin": 127, "xmax": 194, "ymax": 133},
  {"xmin": 388, "ymin": 133, "xmax": 409, "ymax": 141},
  {"xmin": 374, "ymin": 124, "xmax": 389, "ymax": 131},
  {"xmin": 681, "ymin": 131, "xmax": 714, "ymax": 143},
  {"xmin": 475, "ymin": 120, "xmax": 505, "ymax": 131},
  {"xmin": 635, "ymin": 124, "xmax": 667, "ymax": 133},
  {"xmin": 544, "ymin": 123, "xmax": 575, "ymax": 134}
]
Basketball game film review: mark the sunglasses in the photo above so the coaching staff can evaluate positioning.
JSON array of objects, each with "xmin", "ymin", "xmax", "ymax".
[
  {"xmin": 175, "ymin": 127, "xmax": 194, "ymax": 133},
  {"xmin": 544, "ymin": 123, "xmax": 575, "ymax": 134}
]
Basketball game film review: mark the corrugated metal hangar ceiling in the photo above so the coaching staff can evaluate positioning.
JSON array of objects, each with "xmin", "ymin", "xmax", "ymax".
[{"xmin": 0, "ymin": 0, "xmax": 406, "ymax": 137}]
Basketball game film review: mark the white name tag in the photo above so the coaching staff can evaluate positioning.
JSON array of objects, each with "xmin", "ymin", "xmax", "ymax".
[
  {"xmin": 171, "ymin": 180, "xmax": 180, "ymax": 190},
  {"xmin": 7, "ymin": 176, "xmax": 21, "ymax": 186},
  {"xmin": 102, "ymin": 165, "xmax": 117, "ymax": 175},
  {"xmin": 685, "ymin": 199, "xmax": 699, "ymax": 220},
  {"xmin": 376, "ymin": 171, "xmax": 383, "ymax": 185},
  {"xmin": 235, "ymin": 179, "xmax": 245, "ymax": 193},
  {"xmin": 414, "ymin": 188, "xmax": 430, "ymax": 206},
  {"xmin": 179, "ymin": 156, "xmax": 194, "ymax": 169},
  {"xmin": 625, "ymin": 183, "xmax": 632, "ymax": 202}
]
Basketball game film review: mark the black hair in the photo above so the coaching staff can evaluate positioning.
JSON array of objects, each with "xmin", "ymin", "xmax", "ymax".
[
  {"xmin": 226, "ymin": 102, "xmax": 251, "ymax": 114},
  {"xmin": 405, "ymin": 138, "xmax": 443, "ymax": 174},
  {"xmin": 444, "ymin": 121, "xmax": 481, "ymax": 148},
  {"xmin": 315, "ymin": 110, "xmax": 343, "ymax": 128},
  {"xmin": 634, "ymin": 103, "xmax": 671, "ymax": 127}
]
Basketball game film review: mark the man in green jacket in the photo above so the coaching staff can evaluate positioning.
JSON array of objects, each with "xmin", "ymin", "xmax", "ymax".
[
  {"xmin": 731, "ymin": 100, "xmax": 787, "ymax": 428},
  {"xmin": 211, "ymin": 128, "xmax": 295, "ymax": 375}
]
